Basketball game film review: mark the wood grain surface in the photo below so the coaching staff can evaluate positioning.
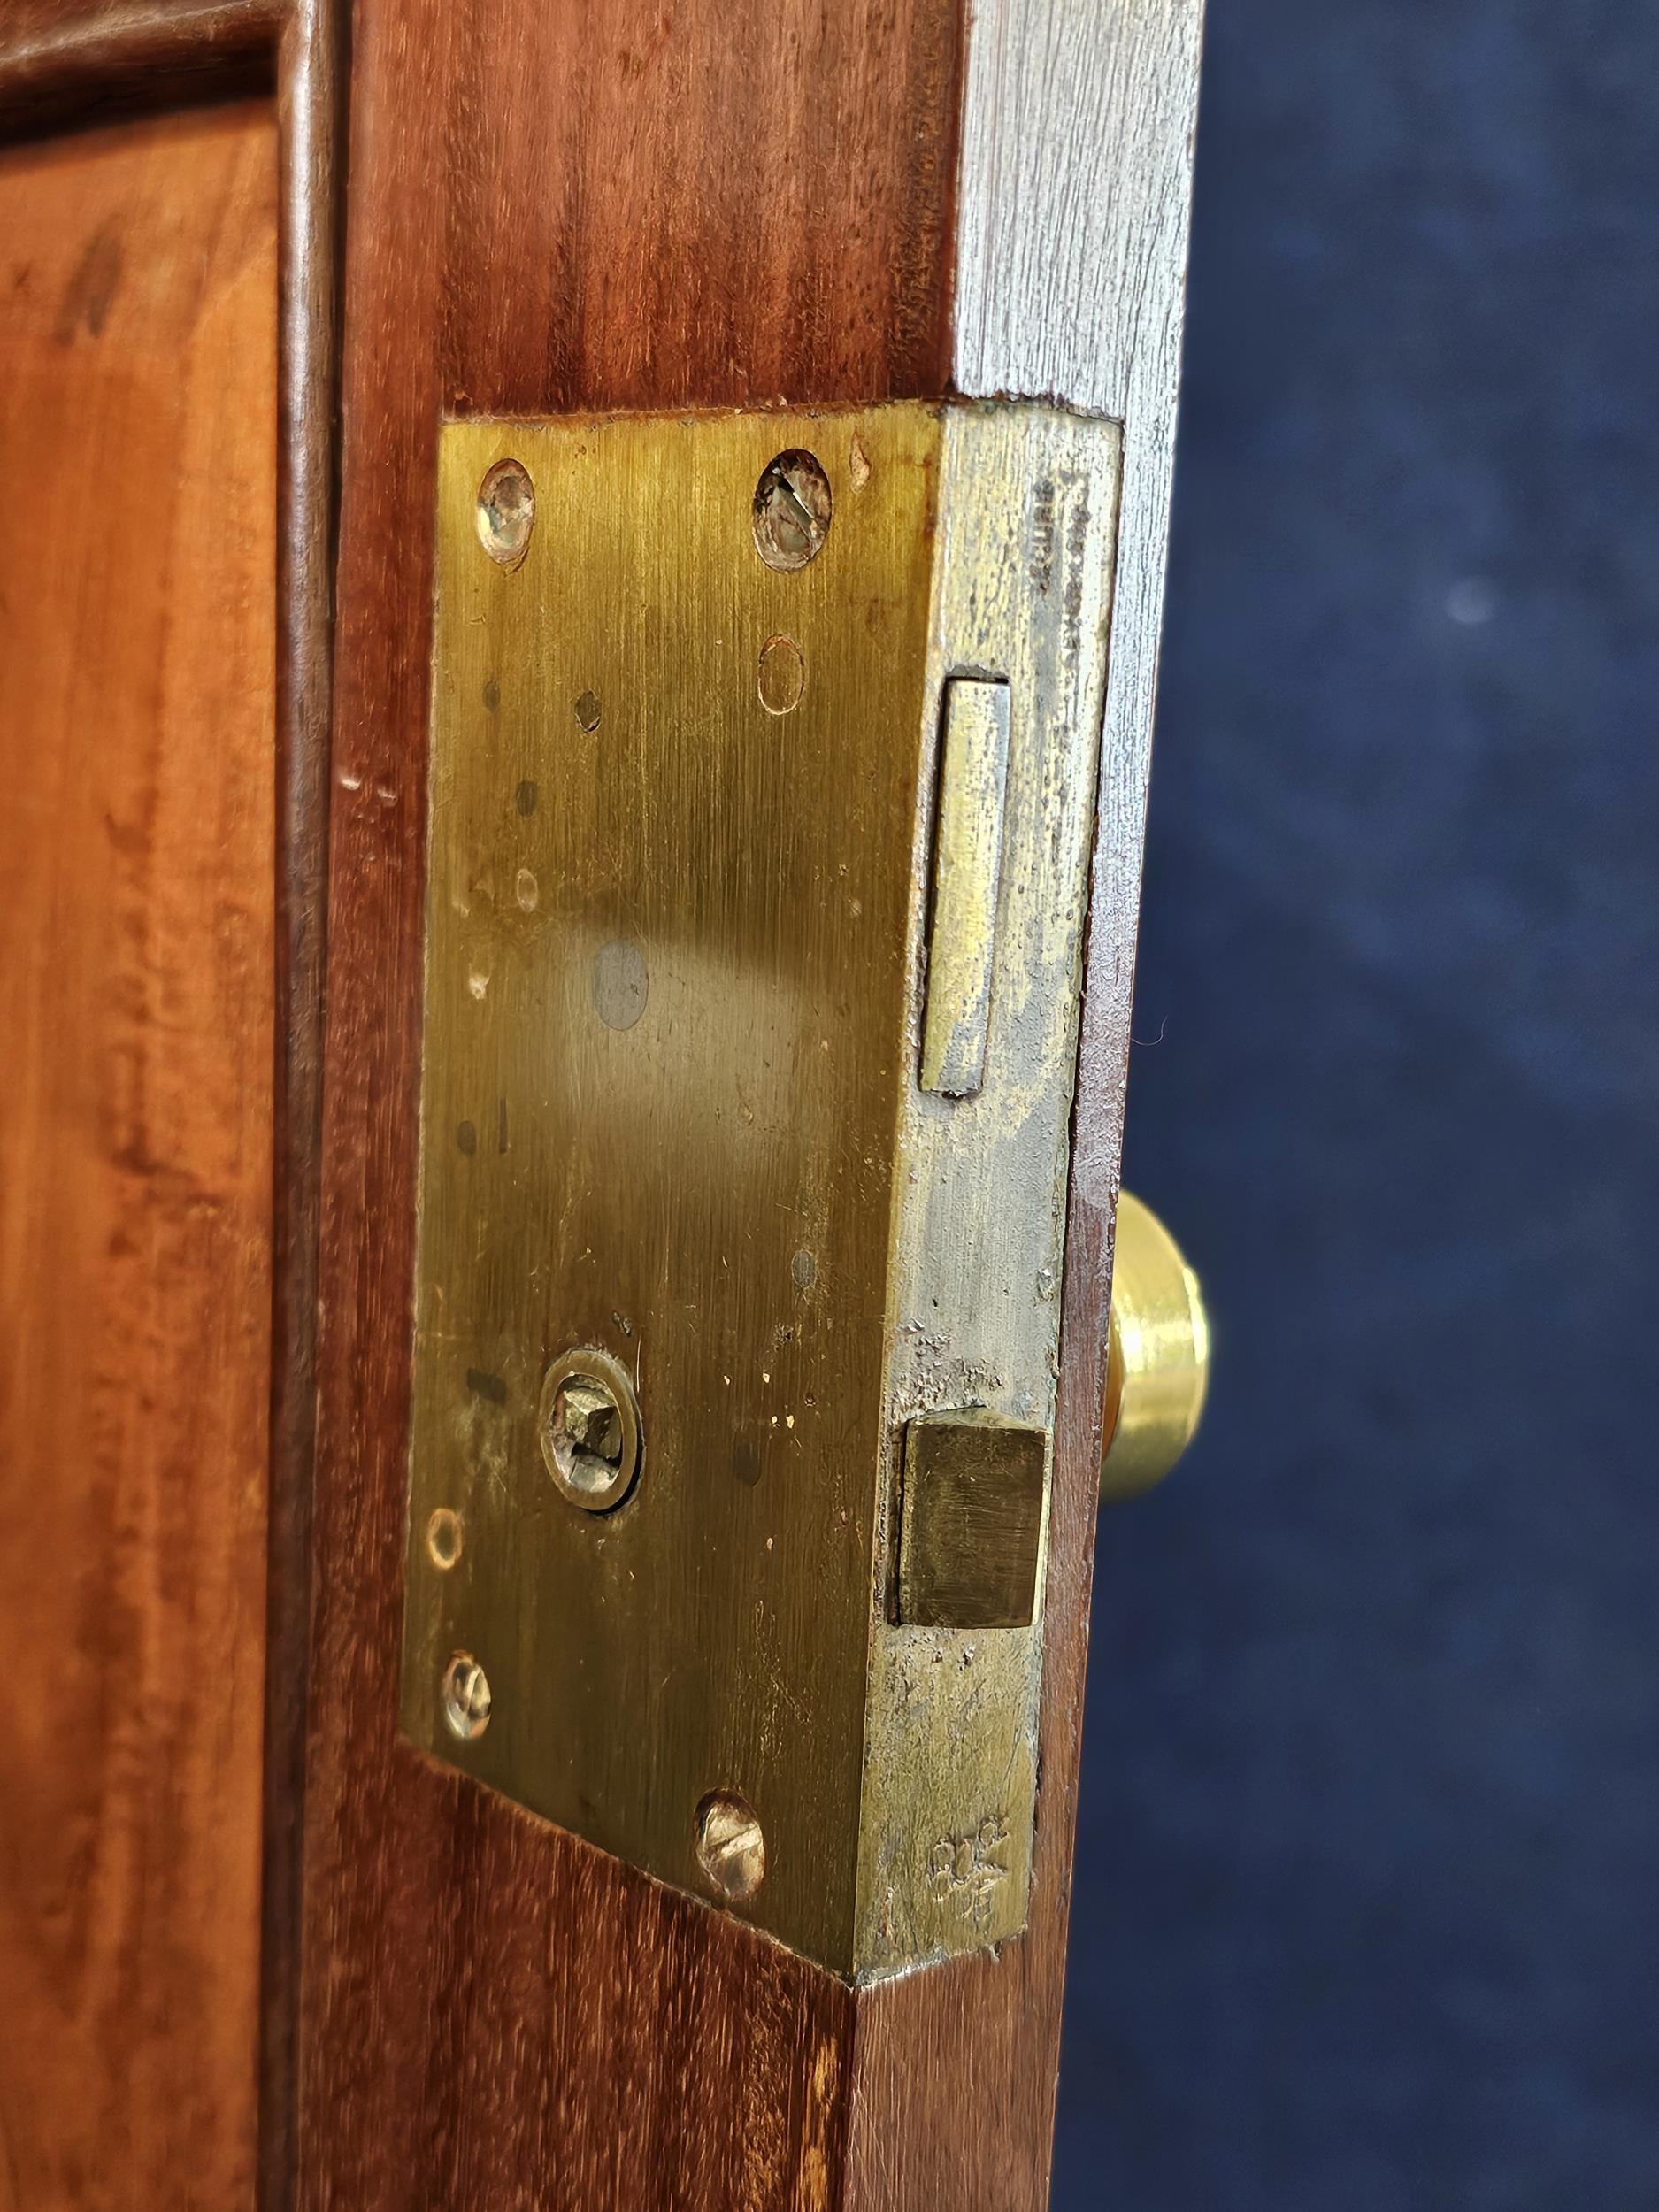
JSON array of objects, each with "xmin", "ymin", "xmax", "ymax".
[
  {"xmin": 302, "ymin": 0, "xmax": 1199, "ymax": 2204},
  {"xmin": 0, "ymin": 102, "xmax": 279, "ymax": 2209},
  {"xmin": 303, "ymin": 1, "xmax": 959, "ymax": 2202},
  {"xmin": 262, "ymin": 0, "xmax": 345, "ymax": 2197},
  {"xmin": 0, "ymin": 2, "xmax": 282, "ymax": 140}
]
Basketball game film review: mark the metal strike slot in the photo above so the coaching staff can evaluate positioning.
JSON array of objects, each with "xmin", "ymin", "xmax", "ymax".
[{"xmin": 920, "ymin": 677, "xmax": 1011, "ymax": 1098}]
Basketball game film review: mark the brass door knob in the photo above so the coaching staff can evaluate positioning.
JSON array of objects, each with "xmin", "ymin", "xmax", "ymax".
[{"xmin": 1100, "ymin": 1191, "xmax": 1210, "ymax": 1502}]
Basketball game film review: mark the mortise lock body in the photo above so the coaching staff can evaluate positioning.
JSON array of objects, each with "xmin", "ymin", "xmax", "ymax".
[{"xmin": 401, "ymin": 402, "xmax": 1123, "ymax": 1981}]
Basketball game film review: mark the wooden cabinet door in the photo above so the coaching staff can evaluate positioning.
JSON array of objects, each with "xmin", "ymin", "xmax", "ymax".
[
  {"xmin": 0, "ymin": 97, "xmax": 278, "ymax": 2209},
  {"xmin": 0, "ymin": 3, "xmax": 1200, "ymax": 2207},
  {"xmin": 0, "ymin": 8, "xmax": 338, "ymax": 2207}
]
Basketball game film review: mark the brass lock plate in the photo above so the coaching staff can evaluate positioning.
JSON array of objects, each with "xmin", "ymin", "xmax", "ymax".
[{"xmin": 401, "ymin": 401, "xmax": 1122, "ymax": 1980}]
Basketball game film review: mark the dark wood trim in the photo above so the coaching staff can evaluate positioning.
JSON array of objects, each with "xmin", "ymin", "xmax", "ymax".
[
  {"xmin": 0, "ymin": 1, "xmax": 285, "ymax": 139},
  {"xmin": 0, "ymin": 8, "xmax": 344, "ymax": 2208},
  {"xmin": 262, "ymin": 1, "xmax": 344, "ymax": 2206}
]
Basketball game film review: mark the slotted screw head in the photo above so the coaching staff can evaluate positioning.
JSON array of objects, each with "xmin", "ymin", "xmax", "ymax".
[{"xmin": 695, "ymin": 1790, "xmax": 766, "ymax": 1904}]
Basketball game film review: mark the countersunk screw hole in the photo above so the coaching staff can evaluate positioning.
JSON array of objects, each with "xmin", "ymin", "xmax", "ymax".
[
  {"xmin": 538, "ymin": 1347, "xmax": 643, "ymax": 1513},
  {"xmin": 752, "ymin": 450, "xmax": 831, "ymax": 572},
  {"xmin": 426, "ymin": 1508, "xmax": 463, "ymax": 1571},
  {"xmin": 476, "ymin": 458, "xmax": 535, "ymax": 568}
]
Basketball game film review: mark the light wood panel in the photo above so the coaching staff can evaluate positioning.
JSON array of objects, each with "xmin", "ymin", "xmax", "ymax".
[{"xmin": 0, "ymin": 100, "xmax": 278, "ymax": 2210}]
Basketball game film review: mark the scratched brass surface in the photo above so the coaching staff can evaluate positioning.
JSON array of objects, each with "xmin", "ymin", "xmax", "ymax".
[
  {"xmin": 856, "ymin": 403, "xmax": 1122, "ymax": 1971},
  {"xmin": 403, "ymin": 403, "xmax": 1123, "ymax": 1980},
  {"xmin": 403, "ymin": 407, "xmax": 940, "ymax": 1973},
  {"xmin": 919, "ymin": 678, "xmax": 1010, "ymax": 1097}
]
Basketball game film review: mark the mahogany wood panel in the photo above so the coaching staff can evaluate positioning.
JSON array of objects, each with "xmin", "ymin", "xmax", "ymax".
[
  {"xmin": 0, "ymin": 101, "xmax": 279, "ymax": 2210},
  {"xmin": 303, "ymin": 0, "xmax": 1196, "ymax": 2203},
  {"xmin": 304, "ymin": 0, "xmax": 962, "ymax": 2203}
]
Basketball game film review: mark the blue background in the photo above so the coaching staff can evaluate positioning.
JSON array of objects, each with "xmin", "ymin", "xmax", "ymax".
[{"xmin": 1052, "ymin": 2, "xmax": 1659, "ymax": 2205}]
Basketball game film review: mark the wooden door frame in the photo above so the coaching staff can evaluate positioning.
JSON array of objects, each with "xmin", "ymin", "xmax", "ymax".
[
  {"xmin": 0, "ymin": 10, "xmax": 344, "ymax": 2207},
  {"xmin": 296, "ymin": 2, "xmax": 1202, "ymax": 2207},
  {"xmin": 0, "ymin": 0, "xmax": 1203, "ymax": 2200}
]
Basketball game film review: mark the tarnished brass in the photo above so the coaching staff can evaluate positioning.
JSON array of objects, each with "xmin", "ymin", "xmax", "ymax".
[
  {"xmin": 403, "ymin": 402, "xmax": 1123, "ymax": 1981},
  {"xmin": 536, "ymin": 1345, "xmax": 641, "ymax": 1514},
  {"xmin": 920, "ymin": 678, "xmax": 1010, "ymax": 1097},
  {"xmin": 1100, "ymin": 1192, "xmax": 1211, "ymax": 1502},
  {"xmin": 897, "ymin": 1413, "xmax": 1046, "ymax": 1628}
]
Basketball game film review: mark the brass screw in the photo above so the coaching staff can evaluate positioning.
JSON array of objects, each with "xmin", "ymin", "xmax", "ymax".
[
  {"xmin": 538, "ymin": 1347, "xmax": 642, "ymax": 1513},
  {"xmin": 441, "ymin": 1652, "xmax": 492, "ymax": 1741},
  {"xmin": 476, "ymin": 457, "xmax": 535, "ymax": 568},
  {"xmin": 695, "ymin": 1790, "xmax": 766, "ymax": 1904},
  {"xmin": 752, "ymin": 449, "xmax": 832, "ymax": 572},
  {"xmin": 554, "ymin": 1379, "xmax": 621, "ymax": 1463}
]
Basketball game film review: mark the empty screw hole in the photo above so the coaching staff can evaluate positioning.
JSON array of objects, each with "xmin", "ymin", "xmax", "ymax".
[{"xmin": 426, "ymin": 1508, "xmax": 463, "ymax": 1571}]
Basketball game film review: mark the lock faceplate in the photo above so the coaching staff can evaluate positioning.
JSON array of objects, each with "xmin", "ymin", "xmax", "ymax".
[{"xmin": 401, "ymin": 401, "xmax": 1121, "ymax": 1980}]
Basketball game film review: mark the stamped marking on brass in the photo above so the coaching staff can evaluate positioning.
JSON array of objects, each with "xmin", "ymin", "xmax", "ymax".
[
  {"xmin": 926, "ymin": 1816, "xmax": 1011, "ymax": 1928},
  {"xmin": 757, "ymin": 633, "xmax": 806, "ymax": 715}
]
